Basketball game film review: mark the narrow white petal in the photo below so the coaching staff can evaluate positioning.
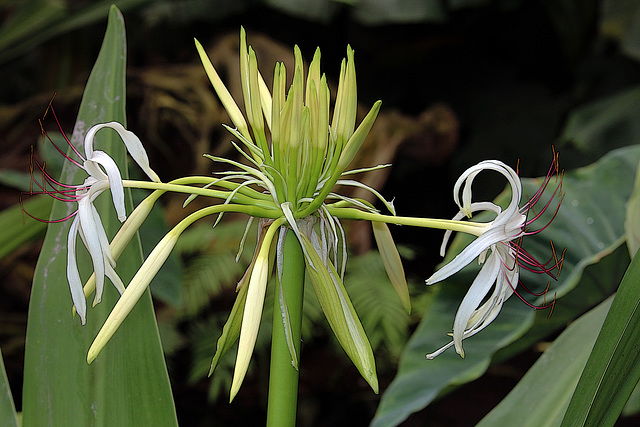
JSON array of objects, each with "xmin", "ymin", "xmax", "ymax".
[
  {"xmin": 427, "ymin": 226, "xmax": 513, "ymax": 285},
  {"xmin": 83, "ymin": 123, "xmax": 101, "ymax": 159},
  {"xmin": 77, "ymin": 198, "xmax": 105, "ymax": 302},
  {"xmin": 426, "ymin": 340, "xmax": 455, "ymax": 360},
  {"xmin": 88, "ymin": 202, "xmax": 117, "ymax": 268},
  {"xmin": 437, "ymin": 202, "xmax": 501, "ymax": 257},
  {"xmin": 84, "ymin": 122, "xmax": 161, "ymax": 183},
  {"xmin": 452, "ymin": 251, "xmax": 502, "ymax": 356},
  {"xmin": 453, "ymin": 160, "xmax": 522, "ymax": 224},
  {"xmin": 86, "ymin": 203, "xmax": 121, "ymax": 305},
  {"xmin": 101, "ymin": 122, "xmax": 161, "ymax": 183},
  {"xmin": 104, "ymin": 262, "xmax": 126, "ymax": 296},
  {"xmin": 83, "ymin": 161, "xmax": 108, "ymax": 181},
  {"xmin": 86, "ymin": 151, "xmax": 126, "ymax": 222},
  {"xmin": 67, "ymin": 217, "xmax": 87, "ymax": 325}
]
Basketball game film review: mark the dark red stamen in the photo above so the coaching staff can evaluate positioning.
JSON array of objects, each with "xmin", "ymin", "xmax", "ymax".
[
  {"xmin": 39, "ymin": 119, "xmax": 83, "ymax": 168},
  {"xmin": 20, "ymin": 195, "xmax": 78, "ymax": 224},
  {"xmin": 22, "ymin": 96, "xmax": 86, "ymax": 223},
  {"xmin": 41, "ymin": 95, "xmax": 85, "ymax": 164},
  {"xmin": 502, "ymin": 148, "xmax": 565, "ymax": 313}
]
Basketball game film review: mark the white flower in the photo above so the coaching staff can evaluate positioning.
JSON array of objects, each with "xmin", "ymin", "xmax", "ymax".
[
  {"xmin": 66, "ymin": 122, "xmax": 160, "ymax": 324},
  {"xmin": 425, "ymin": 160, "xmax": 526, "ymax": 358}
]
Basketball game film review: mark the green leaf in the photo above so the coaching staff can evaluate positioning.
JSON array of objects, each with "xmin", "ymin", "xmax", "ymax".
[
  {"xmin": 625, "ymin": 155, "xmax": 640, "ymax": 257},
  {"xmin": 560, "ymin": 86, "xmax": 640, "ymax": 157},
  {"xmin": 623, "ymin": 382, "xmax": 640, "ymax": 417},
  {"xmin": 0, "ymin": 349, "xmax": 19, "ymax": 427},
  {"xmin": 21, "ymin": 6, "xmax": 177, "ymax": 426},
  {"xmin": 0, "ymin": 169, "xmax": 33, "ymax": 191},
  {"xmin": 477, "ymin": 296, "xmax": 614, "ymax": 427},
  {"xmin": 0, "ymin": 196, "xmax": 51, "ymax": 260},
  {"xmin": 371, "ymin": 145, "xmax": 640, "ymax": 427},
  {"xmin": 0, "ymin": 0, "xmax": 151, "ymax": 64},
  {"xmin": 561, "ymin": 249, "xmax": 640, "ymax": 426},
  {"xmin": 371, "ymin": 285, "xmax": 534, "ymax": 427}
]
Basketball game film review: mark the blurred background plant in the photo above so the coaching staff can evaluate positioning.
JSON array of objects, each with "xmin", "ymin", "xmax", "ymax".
[{"xmin": 1, "ymin": 0, "xmax": 640, "ymax": 425}]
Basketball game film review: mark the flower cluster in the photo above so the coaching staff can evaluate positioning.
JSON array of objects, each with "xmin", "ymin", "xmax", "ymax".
[{"xmin": 29, "ymin": 28, "xmax": 563, "ymax": 400}]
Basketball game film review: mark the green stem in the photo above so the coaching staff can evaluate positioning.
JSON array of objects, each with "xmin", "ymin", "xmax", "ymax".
[
  {"xmin": 122, "ymin": 178, "xmax": 274, "ymax": 207},
  {"xmin": 266, "ymin": 230, "xmax": 305, "ymax": 427},
  {"xmin": 326, "ymin": 206, "xmax": 488, "ymax": 236}
]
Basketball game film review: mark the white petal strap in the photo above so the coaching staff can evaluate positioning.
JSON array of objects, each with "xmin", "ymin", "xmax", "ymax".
[
  {"xmin": 84, "ymin": 122, "xmax": 161, "ymax": 183},
  {"xmin": 86, "ymin": 151, "xmax": 126, "ymax": 222},
  {"xmin": 66, "ymin": 217, "xmax": 87, "ymax": 325}
]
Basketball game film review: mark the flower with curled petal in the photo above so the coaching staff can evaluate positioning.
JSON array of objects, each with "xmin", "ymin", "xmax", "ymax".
[
  {"xmin": 425, "ymin": 155, "xmax": 563, "ymax": 359},
  {"xmin": 25, "ymin": 108, "xmax": 160, "ymax": 324}
]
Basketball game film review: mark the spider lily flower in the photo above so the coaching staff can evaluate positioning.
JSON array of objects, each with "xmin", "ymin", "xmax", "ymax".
[
  {"xmin": 27, "ymin": 110, "xmax": 160, "ymax": 324},
  {"xmin": 425, "ymin": 155, "xmax": 563, "ymax": 359}
]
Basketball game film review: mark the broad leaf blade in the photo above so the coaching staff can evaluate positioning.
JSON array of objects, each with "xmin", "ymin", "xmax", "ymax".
[
  {"xmin": 477, "ymin": 296, "xmax": 614, "ymax": 427},
  {"xmin": 21, "ymin": 6, "xmax": 177, "ymax": 426}
]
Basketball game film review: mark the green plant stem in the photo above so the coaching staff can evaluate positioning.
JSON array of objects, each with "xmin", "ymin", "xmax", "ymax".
[{"xmin": 266, "ymin": 230, "xmax": 305, "ymax": 427}]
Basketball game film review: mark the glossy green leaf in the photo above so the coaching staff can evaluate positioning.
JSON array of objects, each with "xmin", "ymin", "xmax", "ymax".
[
  {"xmin": 21, "ymin": 6, "xmax": 177, "ymax": 426},
  {"xmin": 561, "ymin": 249, "xmax": 640, "ymax": 426},
  {"xmin": 371, "ymin": 145, "xmax": 640, "ymax": 427},
  {"xmin": 0, "ymin": 349, "xmax": 19, "ymax": 427},
  {"xmin": 477, "ymin": 296, "xmax": 614, "ymax": 427}
]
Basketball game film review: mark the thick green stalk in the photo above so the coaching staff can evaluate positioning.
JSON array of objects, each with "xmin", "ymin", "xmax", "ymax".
[{"xmin": 266, "ymin": 230, "xmax": 305, "ymax": 426}]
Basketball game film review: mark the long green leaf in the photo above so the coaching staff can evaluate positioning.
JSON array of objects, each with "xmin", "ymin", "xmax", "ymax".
[
  {"xmin": 625, "ymin": 155, "xmax": 640, "ymax": 257},
  {"xmin": 477, "ymin": 296, "xmax": 614, "ymax": 427},
  {"xmin": 561, "ymin": 249, "xmax": 640, "ymax": 426},
  {"xmin": 21, "ymin": 6, "xmax": 177, "ymax": 426},
  {"xmin": 0, "ymin": 349, "xmax": 19, "ymax": 427},
  {"xmin": 371, "ymin": 145, "xmax": 640, "ymax": 427},
  {"xmin": 0, "ymin": 196, "xmax": 51, "ymax": 260}
]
